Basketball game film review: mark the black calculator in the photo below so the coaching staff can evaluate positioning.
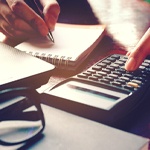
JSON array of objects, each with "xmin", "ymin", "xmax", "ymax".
[{"xmin": 42, "ymin": 54, "xmax": 150, "ymax": 126}]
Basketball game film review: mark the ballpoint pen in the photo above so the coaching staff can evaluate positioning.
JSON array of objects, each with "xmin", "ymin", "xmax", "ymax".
[{"xmin": 27, "ymin": 0, "xmax": 54, "ymax": 43}]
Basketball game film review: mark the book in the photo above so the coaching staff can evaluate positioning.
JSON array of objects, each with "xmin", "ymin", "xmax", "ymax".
[
  {"xmin": 0, "ymin": 42, "xmax": 55, "ymax": 89},
  {"xmin": 15, "ymin": 23, "xmax": 105, "ymax": 70}
]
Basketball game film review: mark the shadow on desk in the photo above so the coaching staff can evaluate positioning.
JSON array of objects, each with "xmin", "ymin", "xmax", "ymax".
[{"xmin": 2, "ymin": 104, "xmax": 148, "ymax": 150}]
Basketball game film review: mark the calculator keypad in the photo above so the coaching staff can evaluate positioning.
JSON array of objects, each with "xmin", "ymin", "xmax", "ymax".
[{"xmin": 76, "ymin": 54, "xmax": 150, "ymax": 93}]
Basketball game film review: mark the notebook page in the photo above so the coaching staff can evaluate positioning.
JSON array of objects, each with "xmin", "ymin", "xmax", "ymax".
[{"xmin": 15, "ymin": 23, "xmax": 105, "ymax": 62}]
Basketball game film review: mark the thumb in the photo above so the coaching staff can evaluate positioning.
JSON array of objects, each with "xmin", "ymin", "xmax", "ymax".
[{"xmin": 40, "ymin": 0, "xmax": 60, "ymax": 31}]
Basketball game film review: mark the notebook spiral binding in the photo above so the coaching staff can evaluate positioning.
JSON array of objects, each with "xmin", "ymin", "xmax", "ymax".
[{"xmin": 27, "ymin": 51, "xmax": 72, "ymax": 68}]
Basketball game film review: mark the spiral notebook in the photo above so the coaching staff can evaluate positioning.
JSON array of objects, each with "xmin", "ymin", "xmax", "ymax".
[{"xmin": 15, "ymin": 23, "xmax": 105, "ymax": 70}]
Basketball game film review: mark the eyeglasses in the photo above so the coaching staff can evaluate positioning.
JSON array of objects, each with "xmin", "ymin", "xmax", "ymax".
[{"xmin": 0, "ymin": 87, "xmax": 45, "ymax": 146}]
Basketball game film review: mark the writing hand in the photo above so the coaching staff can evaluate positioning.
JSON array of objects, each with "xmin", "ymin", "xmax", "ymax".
[
  {"xmin": 0, "ymin": 0, "xmax": 37, "ymax": 45},
  {"xmin": 7, "ymin": 0, "xmax": 60, "ymax": 35},
  {"xmin": 0, "ymin": 0, "xmax": 60, "ymax": 46},
  {"xmin": 125, "ymin": 28, "xmax": 150, "ymax": 71}
]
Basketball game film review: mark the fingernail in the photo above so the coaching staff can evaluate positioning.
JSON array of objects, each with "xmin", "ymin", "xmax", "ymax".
[{"xmin": 125, "ymin": 57, "xmax": 136, "ymax": 71}]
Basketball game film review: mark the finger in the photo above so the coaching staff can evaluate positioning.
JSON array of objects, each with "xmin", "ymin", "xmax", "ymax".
[
  {"xmin": 125, "ymin": 47, "xmax": 148, "ymax": 71},
  {"xmin": 3, "ymin": 31, "xmax": 38, "ymax": 46},
  {"xmin": 0, "ymin": 16, "xmax": 15, "ymax": 37},
  {"xmin": 0, "ymin": 15, "xmax": 38, "ymax": 42},
  {"xmin": 0, "ymin": 1, "xmax": 16, "ymax": 25},
  {"xmin": 14, "ymin": 18, "xmax": 38, "ymax": 33},
  {"xmin": 126, "ymin": 51, "xmax": 131, "ymax": 56},
  {"xmin": 6, "ymin": 0, "xmax": 49, "ymax": 36},
  {"xmin": 125, "ymin": 28, "xmax": 150, "ymax": 71},
  {"xmin": 0, "ymin": 1, "xmax": 34, "ymax": 33},
  {"xmin": 9, "ymin": 30, "xmax": 38, "ymax": 41},
  {"xmin": 40, "ymin": 0, "xmax": 60, "ymax": 30},
  {"xmin": 0, "ymin": 28, "xmax": 11, "ymax": 38}
]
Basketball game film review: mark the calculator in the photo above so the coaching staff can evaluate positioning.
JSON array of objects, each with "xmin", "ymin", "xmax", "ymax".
[{"xmin": 42, "ymin": 54, "xmax": 150, "ymax": 126}]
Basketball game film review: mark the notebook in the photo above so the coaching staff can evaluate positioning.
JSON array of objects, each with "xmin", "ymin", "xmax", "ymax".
[
  {"xmin": 15, "ymin": 23, "xmax": 105, "ymax": 70},
  {"xmin": 0, "ymin": 42, "xmax": 55, "ymax": 89}
]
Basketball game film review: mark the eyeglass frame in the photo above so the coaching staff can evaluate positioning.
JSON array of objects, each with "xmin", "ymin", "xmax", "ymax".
[{"xmin": 0, "ymin": 87, "xmax": 45, "ymax": 146}]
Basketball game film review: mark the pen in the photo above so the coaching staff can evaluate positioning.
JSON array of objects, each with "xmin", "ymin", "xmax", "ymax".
[{"xmin": 30, "ymin": 0, "xmax": 54, "ymax": 43}]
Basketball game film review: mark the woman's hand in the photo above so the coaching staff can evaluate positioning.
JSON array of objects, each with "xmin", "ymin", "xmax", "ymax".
[
  {"xmin": 0, "ymin": 0, "xmax": 35, "ymax": 45},
  {"xmin": 125, "ymin": 28, "xmax": 150, "ymax": 71}
]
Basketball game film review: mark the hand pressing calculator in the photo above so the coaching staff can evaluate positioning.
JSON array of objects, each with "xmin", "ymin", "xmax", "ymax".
[{"xmin": 42, "ymin": 54, "xmax": 150, "ymax": 126}]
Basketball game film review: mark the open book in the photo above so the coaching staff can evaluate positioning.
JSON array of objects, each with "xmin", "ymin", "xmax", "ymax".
[{"xmin": 15, "ymin": 23, "xmax": 105, "ymax": 70}]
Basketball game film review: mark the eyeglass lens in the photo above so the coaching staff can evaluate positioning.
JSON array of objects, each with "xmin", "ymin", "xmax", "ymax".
[{"xmin": 0, "ymin": 92, "xmax": 43, "ymax": 145}]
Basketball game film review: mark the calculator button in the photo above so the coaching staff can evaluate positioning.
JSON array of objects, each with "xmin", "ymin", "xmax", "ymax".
[
  {"xmin": 131, "ymin": 79, "xmax": 142, "ymax": 85},
  {"xmin": 112, "ymin": 71, "xmax": 122, "ymax": 76},
  {"xmin": 97, "ymin": 63, "xmax": 107, "ymax": 68},
  {"xmin": 123, "ymin": 74, "xmax": 133, "ymax": 79},
  {"xmin": 98, "ymin": 71, "xmax": 107, "ymax": 76},
  {"xmin": 123, "ymin": 85, "xmax": 135, "ymax": 91},
  {"xmin": 120, "ymin": 66, "xmax": 125, "ymax": 70},
  {"xmin": 77, "ymin": 74, "xmax": 88, "ymax": 79},
  {"xmin": 109, "ymin": 74, "xmax": 118, "ymax": 79},
  {"xmin": 116, "ymin": 68, "xmax": 126, "ymax": 74},
  {"xmin": 127, "ymin": 82, "xmax": 139, "ymax": 88},
  {"xmin": 111, "ymin": 55, "xmax": 120, "ymax": 59},
  {"xmin": 145, "ymin": 68, "xmax": 150, "ymax": 72},
  {"xmin": 92, "ymin": 66, "xmax": 102, "ymax": 71},
  {"xmin": 140, "ymin": 74, "xmax": 147, "ymax": 78},
  {"xmin": 102, "ymin": 68, "xmax": 111, "ymax": 74},
  {"xmin": 114, "ymin": 61, "xmax": 124, "ymax": 66},
  {"xmin": 107, "ymin": 57, "xmax": 116, "ymax": 62},
  {"xmin": 83, "ymin": 72, "xmax": 92, "ymax": 76},
  {"xmin": 122, "ymin": 55, "xmax": 128, "ymax": 59},
  {"xmin": 93, "ymin": 74, "xmax": 103, "ymax": 79},
  {"xmin": 145, "ymin": 72, "xmax": 150, "ymax": 76},
  {"xmin": 89, "ymin": 76, "xmax": 99, "ymax": 81},
  {"xmin": 144, "ymin": 59, "xmax": 150, "ymax": 64},
  {"xmin": 102, "ymin": 60, "xmax": 111, "ymax": 65},
  {"xmin": 100, "ymin": 79, "xmax": 110, "ymax": 84},
  {"xmin": 87, "ymin": 70, "xmax": 96, "ymax": 74},
  {"xmin": 135, "ymin": 77, "xmax": 145, "ymax": 82},
  {"xmin": 115, "ymin": 79, "xmax": 126, "ymax": 84},
  {"xmin": 104, "ymin": 76, "xmax": 114, "ymax": 81},
  {"xmin": 106, "ymin": 66, "xmax": 115, "ymax": 71},
  {"xmin": 112, "ymin": 81, "xmax": 122, "ymax": 87},
  {"xmin": 119, "ymin": 58, "xmax": 127, "ymax": 63},
  {"xmin": 120, "ymin": 77, "xmax": 130, "ymax": 82},
  {"xmin": 139, "ymin": 66, "xmax": 145, "ymax": 70},
  {"xmin": 142, "ymin": 62, "xmax": 149, "ymax": 67},
  {"xmin": 110, "ymin": 63, "xmax": 119, "ymax": 68}
]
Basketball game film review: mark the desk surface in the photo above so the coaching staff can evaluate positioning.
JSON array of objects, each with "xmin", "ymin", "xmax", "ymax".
[
  {"xmin": 1, "ymin": 104, "xmax": 149, "ymax": 150},
  {"xmin": 1, "ymin": 0, "xmax": 150, "ymax": 146}
]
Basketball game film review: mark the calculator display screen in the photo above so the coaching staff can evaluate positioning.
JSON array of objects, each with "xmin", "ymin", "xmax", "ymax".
[
  {"xmin": 50, "ymin": 80, "xmax": 128, "ymax": 110},
  {"xmin": 67, "ymin": 84, "xmax": 118, "ymax": 101}
]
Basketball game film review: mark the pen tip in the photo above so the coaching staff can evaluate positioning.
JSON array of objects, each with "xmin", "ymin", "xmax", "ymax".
[{"xmin": 48, "ymin": 32, "xmax": 54, "ymax": 43}]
